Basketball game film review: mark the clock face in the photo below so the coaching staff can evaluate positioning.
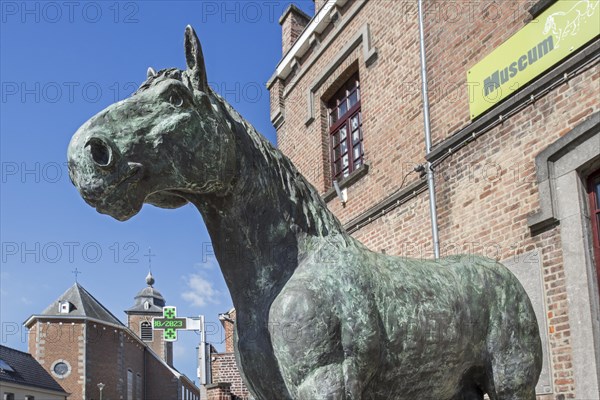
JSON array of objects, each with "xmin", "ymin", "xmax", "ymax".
[{"xmin": 53, "ymin": 361, "xmax": 69, "ymax": 376}]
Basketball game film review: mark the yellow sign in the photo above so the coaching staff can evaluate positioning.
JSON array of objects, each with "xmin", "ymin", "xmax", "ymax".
[{"xmin": 468, "ymin": 0, "xmax": 600, "ymax": 119}]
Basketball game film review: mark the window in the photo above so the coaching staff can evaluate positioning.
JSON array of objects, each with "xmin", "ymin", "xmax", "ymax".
[
  {"xmin": 25, "ymin": 396, "xmax": 34, "ymax": 400},
  {"xmin": 51, "ymin": 359, "xmax": 71, "ymax": 378},
  {"xmin": 140, "ymin": 321, "xmax": 153, "ymax": 342},
  {"xmin": 4, "ymin": 393, "xmax": 15, "ymax": 400},
  {"xmin": 136, "ymin": 373, "xmax": 142, "ymax": 399},
  {"xmin": 0, "ymin": 359, "xmax": 14, "ymax": 372},
  {"xmin": 127, "ymin": 369, "xmax": 134, "ymax": 400},
  {"xmin": 588, "ymin": 169, "xmax": 600, "ymax": 293},
  {"xmin": 328, "ymin": 73, "xmax": 363, "ymax": 181},
  {"xmin": 59, "ymin": 301, "xmax": 73, "ymax": 313}
]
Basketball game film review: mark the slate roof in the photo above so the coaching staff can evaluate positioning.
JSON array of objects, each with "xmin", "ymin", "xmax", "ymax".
[
  {"xmin": 126, "ymin": 286, "xmax": 166, "ymax": 313},
  {"xmin": 0, "ymin": 345, "xmax": 68, "ymax": 394},
  {"xmin": 37, "ymin": 283, "xmax": 124, "ymax": 326},
  {"xmin": 125, "ymin": 272, "xmax": 166, "ymax": 314}
]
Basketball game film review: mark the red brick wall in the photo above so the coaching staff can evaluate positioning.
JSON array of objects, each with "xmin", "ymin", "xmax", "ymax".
[
  {"xmin": 421, "ymin": 0, "xmax": 537, "ymax": 143},
  {"xmin": 280, "ymin": 5, "xmax": 311, "ymax": 55},
  {"xmin": 222, "ymin": 309, "xmax": 236, "ymax": 353},
  {"xmin": 128, "ymin": 313, "xmax": 173, "ymax": 366},
  {"xmin": 145, "ymin": 351, "xmax": 181, "ymax": 400},
  {"xmin": 28, "ymin": 319, "xmax": 198, "ymax": 400},
  {"xmin": 212, "ymin": 309, "xmax": 251, "ymax": 399},
  {"xmin": 206, "ymin": 383, "xmax": 232, "ymax": 400},
  {"xmin": 313, "ymin": 0, "xmax": 328, "ymax": 13},
  {"xmin": 29, "ymin": 320, "xmax": 85, "ymax": 400},
  {"xmin": 270, "ymin": 0, "xmax": 599, "ymax": 398},
  {"xmin": 211, "ymin": 353, "xmax": 250, "ymax": 399}
]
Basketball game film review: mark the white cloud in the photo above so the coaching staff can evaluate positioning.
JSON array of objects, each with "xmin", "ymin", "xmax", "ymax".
[
  {"xmin": 181, "ymin": 272, "xmax": 221, "ymax": 308},
  {"xmin": 193, "ymin": 256, "xmax": 219, "ymax": 271}
]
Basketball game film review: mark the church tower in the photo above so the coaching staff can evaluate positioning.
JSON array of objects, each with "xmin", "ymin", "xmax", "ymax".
[{"xmin": 125, "ymin": 272, "xmax": 173, "ymax": 366}]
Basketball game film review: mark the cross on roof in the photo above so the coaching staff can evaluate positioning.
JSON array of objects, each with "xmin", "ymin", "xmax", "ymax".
[
  {"xmin": 144, "ymin": 247, "xmax": 157, "ymax": 272},
  {"xmin": 71, "ymin": 268, "xmax": 82, "ymax": 282}
]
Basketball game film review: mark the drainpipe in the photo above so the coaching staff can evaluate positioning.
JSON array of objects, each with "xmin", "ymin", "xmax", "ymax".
[{"xmin": 418, "ymin": 0, "xmax": 441, "ymax": 259}]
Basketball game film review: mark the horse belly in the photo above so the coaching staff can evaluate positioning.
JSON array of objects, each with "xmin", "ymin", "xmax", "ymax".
[{"xmin": 367, "ymin": 328, "xmax": 485, "ymax": 400}]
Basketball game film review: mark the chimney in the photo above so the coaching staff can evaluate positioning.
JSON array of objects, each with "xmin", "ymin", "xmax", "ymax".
[
  {"xmin": 313, "ymin": 0, "xmax": 329, "ymax": 12},
  {"xmin": 279, "ymin": 4, "xmax": 311, "ymax": 56}
]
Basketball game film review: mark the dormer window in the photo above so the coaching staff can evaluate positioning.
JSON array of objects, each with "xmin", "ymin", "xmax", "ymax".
[
  {"xmin": 59, "ymin": 301, "xmax": 73, "ymax": 314},
  {"xmin": 144, "ymin": 301, "xmax": 150, "ymax": 310}
]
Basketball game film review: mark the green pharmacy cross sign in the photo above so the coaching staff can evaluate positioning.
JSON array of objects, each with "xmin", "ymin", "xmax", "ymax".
[{"xmin": 153, "ymin": 306, "xmax": 187, "ymax": 341}]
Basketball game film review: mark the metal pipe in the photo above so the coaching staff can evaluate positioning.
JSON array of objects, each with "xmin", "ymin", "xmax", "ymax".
[{"xmin": 418, "ymin": 0, "xmax": 441, "ymax": 259}]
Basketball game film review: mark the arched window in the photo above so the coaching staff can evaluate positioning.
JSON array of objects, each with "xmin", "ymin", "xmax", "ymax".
[{"xmin": 140, "ymin": 321, "xmax": 153, "ymax": 342}]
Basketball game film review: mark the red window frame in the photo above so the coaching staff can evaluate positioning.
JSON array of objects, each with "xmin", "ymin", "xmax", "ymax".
[
  {"xmin": 328, "ymin": 73, "xmax": 363, "ymax": 181},
  {"xmin": 588, "ymin": 169, "xmax": 600, "ymax": 293}
]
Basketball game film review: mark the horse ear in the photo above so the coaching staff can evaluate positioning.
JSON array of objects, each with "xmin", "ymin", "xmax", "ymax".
[
  {"xmin": 184, "ymin": 25, "xmax": 209, "ymax": 92},
  {"xmin": 147, "ymin": 67, "xmax": 157, "ymax": 78}
]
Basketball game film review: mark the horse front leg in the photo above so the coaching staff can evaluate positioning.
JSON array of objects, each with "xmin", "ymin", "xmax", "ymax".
[
  {"xmin": 295, "ymin": 357, "xmax": 375, "ymax": 400},
  {"xmin": 296, "ymin": 363, "xmax": 346, "ymax": 400}
]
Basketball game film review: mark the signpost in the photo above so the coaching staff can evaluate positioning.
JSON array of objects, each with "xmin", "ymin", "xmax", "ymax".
[
  {"xmin": 152, "ymin": 306, "xmax": 188, "ymax": 341},
  {"xmin": 152, "ymin": 306, "xmax": 211, "ymax": 394}
]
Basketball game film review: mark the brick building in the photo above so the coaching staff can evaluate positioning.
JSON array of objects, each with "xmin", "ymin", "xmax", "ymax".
[
  {"xmin": 24, "ymin": 273, "xmax": 200, "ymax": 400},
  {"xmin": 205, "ymin": 309, "xmax": 252, "ymax": 400},
  {"xmin": 266, "ymin": 0, "xmax": 600, "ymax": 399},
  {"xmin": 1, "ymin": 344, "xmax": 69, "ymax": 400}
]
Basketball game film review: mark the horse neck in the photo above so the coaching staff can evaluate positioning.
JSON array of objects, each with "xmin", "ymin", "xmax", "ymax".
[{"xmin": 191, "ymin": 94, "xmax": 353, "ymax": 313}]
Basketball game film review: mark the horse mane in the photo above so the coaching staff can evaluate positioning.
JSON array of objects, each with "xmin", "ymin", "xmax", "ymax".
[{"xmin": 210, "ymin": 89, "xmax": 347, "ymax": 239}]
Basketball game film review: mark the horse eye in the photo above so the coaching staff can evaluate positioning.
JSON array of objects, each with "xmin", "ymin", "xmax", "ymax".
[
  {"xmin": 169, "ymin": 93, "xmax": 184, "ymax": 107},
  {"xmin": 86, "ymin": 138, "xmax": 113, "ymax": 169}
]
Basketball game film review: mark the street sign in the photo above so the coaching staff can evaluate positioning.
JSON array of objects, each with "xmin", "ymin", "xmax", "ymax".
[
  {"xmin": 152, "ymin": 306, "xmax": 203, "ymax": 341},
  {"xmin": 153, "ymin": 306, "xmax": 187, "ymax": 341}
]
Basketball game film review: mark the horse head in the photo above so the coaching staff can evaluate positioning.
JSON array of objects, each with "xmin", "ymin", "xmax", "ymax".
[{"xmin": 67, "ymin": 26, "xmax": 236, "ymax": 221}]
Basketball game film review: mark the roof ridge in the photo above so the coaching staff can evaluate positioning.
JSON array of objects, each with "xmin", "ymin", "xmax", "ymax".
[
  {"xmin": 35, "ymin": 282, "xmax": 124, "ymax": 326},
  {"xmin": 75, "ymin": 283, "xmax": 124, "ymax": 325},
  {"xmin": 0, "ymin": 344, "xmax": 34, "ymax": 357}
]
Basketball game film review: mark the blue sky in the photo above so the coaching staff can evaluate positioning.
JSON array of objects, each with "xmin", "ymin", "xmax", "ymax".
[{"xmin": 0, "ymin": 0, "xmax": 315, "ymax": 385}]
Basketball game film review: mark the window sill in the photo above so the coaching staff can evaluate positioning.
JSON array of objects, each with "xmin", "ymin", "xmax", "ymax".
[{"xmin": 323, "ymin": 163, "xmax": 369, "ymax": 202}]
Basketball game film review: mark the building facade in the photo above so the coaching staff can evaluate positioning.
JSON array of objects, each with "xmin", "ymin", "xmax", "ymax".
[
  {"xmin": 1, "ymin": 345, "xmax": 69, "ymax": 400},
  {"xmin": 268, "ymin": 0, "xmax": 599, "ymax": 399},
  {"xmin": 204, "ymin": 309, "xmax": 252, "ymax": 400},
  {"xmin": 24, "ymin": 275, "xmax": 200, "ymax": 400}
]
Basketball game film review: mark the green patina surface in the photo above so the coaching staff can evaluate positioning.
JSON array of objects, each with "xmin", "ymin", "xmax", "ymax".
[{"xmin": 67, "ymin": 26, "xmax": 543, "ymax": 400}]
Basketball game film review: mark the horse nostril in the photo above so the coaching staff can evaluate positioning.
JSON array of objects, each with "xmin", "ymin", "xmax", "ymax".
[{"xmin": 86, "ymin": 138, "xmax": 113, "ymax": 168}]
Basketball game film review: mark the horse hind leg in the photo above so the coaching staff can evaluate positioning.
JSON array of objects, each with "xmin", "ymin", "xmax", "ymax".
[
  {"xmin": 489, "ymin": 387, "xmax": 536, "ymax": 400},
  {"xmin": 485, "ymin": 351, "xmax": 539, "ymax": 400},
  {"xmin": 453, "ymin": 386, "xmax": 484, "ymax": 400},
  {"xmin": 453, "ymin": 367, "xmax": 486, "ymax": 400}
]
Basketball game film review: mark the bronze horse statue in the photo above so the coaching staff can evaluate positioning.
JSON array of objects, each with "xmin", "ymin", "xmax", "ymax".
[{"xmin": 67, "ymin": 26, "xmax": 542, "ymax": 400}]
